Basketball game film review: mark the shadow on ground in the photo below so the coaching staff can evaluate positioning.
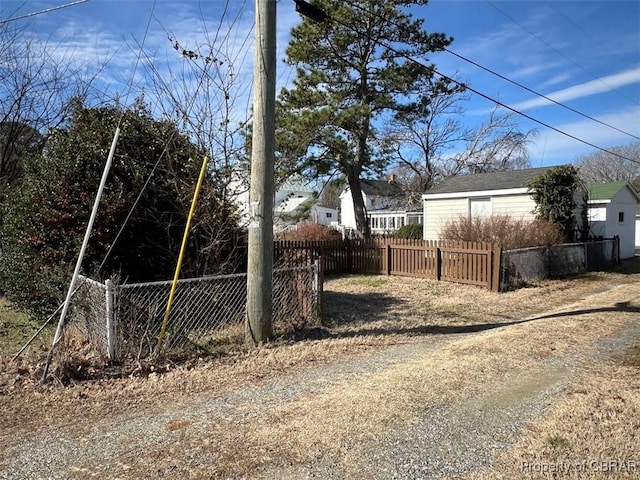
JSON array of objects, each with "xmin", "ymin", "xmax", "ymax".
[
  {"xmin": 284, "ymin": 291, "xmax": 640, "ymax": 343},
  {"xmin": 614, "ymin": 256, "xmax": 640, "ymax": 274}
]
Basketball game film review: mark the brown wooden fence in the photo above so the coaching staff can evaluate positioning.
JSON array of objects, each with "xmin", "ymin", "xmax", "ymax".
[{"xmin": 274, "ymin": 239, "xmax": 502, "ymax": 291}]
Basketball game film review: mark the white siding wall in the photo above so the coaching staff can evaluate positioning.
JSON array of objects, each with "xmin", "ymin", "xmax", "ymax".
[
  {"xmin": 491, "ymin": 195, "xmax": 537, "ymax": 220},
  {"xmin": 339, "ymin": 189, "xmax": 376, "ymax": 230},
  {"xmin": 589, "ymin": 189, "xmax": 638, "ymax": 259},
  {"xmin": 423, "ymin": 198, "xmax": 468, "ymax": 240},
  {"xmin": 339, "ymin": 189, "xmax": 357, "ymax": 230},
  {"xmin": 422, "ymin": 189, "xmax": 590, "ymax": 243},
  {"xmin": 423, "ymin": 194, "xmax": 535, "ymax": 241},
  {"xmin": 606, "ymin": 189, "xmax": 637, "ymax": 259},
  {"xmin": 310, "ymin": 205, "xmax": 339, "ymax": 226},
  {"xmin": 604, "ymin": 204, "xmax": 636, "ymax": 259}
]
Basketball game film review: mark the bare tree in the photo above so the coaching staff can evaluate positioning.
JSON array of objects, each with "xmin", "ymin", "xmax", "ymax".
[
  {"xmin": 0, "ymin": 19, "xmax": 92, "ymax": 188},
  {"xmin": 317, "ymin": 176, "xmax": 346, "ymax": 210},
  {"xmin": 137, "ymin": 14, "xmax": 253, "ymax": 198},
  {"xmin": 575, "ymin": 141, "xmax": 640, "ymax": 189},
  {"xmin": 386, "ymin": 84, "xmax": 534, "ymax": 196},
  {"xmin": 132, "ymin": 15, "xmax": 253, "ymax": 272}
]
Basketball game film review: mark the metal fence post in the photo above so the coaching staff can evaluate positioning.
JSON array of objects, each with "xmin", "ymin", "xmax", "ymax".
[
  {"xmin": 313, "ymin": 259, "xmax": 324, "ymax": 323},
  {"xmin": 105, "ymin": 279, "xmax": 116, "ymax": 361},
  {"xmin": 584, "ymin": 241, "xmax": 588, "ymax": 271}
]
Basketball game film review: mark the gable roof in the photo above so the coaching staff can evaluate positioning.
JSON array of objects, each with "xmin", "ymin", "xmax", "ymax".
[
  {"xmin": 360, "ymin": 179, "xmax": 404, "ymax": 197},
  {"xmin": 279, "ymin": 174, "xmax": 314, "ymax": 193},
  {"xmin": 586, "ymin": 181, "xmax": 640, "ymax": 202},
  {"xmin": 425, "ymin": 167, "xmax": 552, "ymax": 195}
]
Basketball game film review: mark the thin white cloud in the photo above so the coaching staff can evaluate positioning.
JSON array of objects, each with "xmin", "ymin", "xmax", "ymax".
[
  {"xmin": 507, "ymin": 62, "xmax": 564, "ymax": 81},
  {"xmin": 511, "ymin": 67, "xmax": 640, "ymax": 111},
  {"xmin": 529, "ymin": 106, "xmax": 640, "ymax": 164},
  {"xmin": 454, "ymin": 4, "xmax": 559, "ymax": 71},
  {"xmin": 535, "ymin": 72, "xmax": 573, "ymax": 91}
]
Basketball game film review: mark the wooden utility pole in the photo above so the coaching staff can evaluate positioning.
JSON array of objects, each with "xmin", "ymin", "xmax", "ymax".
[{"xmin": 246, "ymin": 0, "xmax": 276, "ymax": 344}]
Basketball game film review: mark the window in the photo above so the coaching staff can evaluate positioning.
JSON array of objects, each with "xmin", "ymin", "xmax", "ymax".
[
  {"xmin": 618, "ymin": 212, "xmax": 624, "ymax": 223},
  {"xmin": 469, "ymin": 197, "xmax": 492, "ymax": 218},
  {"xmin": 326, "ymin": 212, "xmax": 332, "ymax": 218}
]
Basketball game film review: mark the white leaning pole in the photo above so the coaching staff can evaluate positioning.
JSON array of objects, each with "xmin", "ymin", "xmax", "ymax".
[{"xmin": 41, "ymin": 127, "xmax": 121, "ymax": 381}]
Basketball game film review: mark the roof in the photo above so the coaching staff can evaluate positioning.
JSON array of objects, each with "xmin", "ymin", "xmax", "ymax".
[
  {"xmin": 275, "ymin": 195, "xmax": 311, "ymax": 213},
  {"xmin": 586, "ymin": 181, "xmax": 638, "ymax": 202},
  {"xmin": 278, "ymin": 174, "xmax": 314, "ymax": 193},
  {"xmin": 424, "ymin": 167, "xmax": 552, "ymax": 195},
  {"xmin": 360, "ymin": 179, "xmax": 404, "ymax": 197}
]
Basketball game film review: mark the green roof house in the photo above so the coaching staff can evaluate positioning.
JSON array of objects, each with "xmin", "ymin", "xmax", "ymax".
[{"xmin": 586, "ymin": 181, "xmax": 640, "ymax": 259}]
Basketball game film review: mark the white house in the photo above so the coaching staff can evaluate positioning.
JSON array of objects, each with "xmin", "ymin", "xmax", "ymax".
[
  {"xmin": 308, "ymin": 204, "xmax": 338, "ymax": 226},
  {"xmin": 421, "ymin": 166, "xmax": 588, "ymax": 241},
  {"xmin": 339, "ymin": 177, "xmax": 422, "ymax": 235},
  {"xmin": 230, "ymin": 172, "xmax": 338, "ymax": 231},
  {"xmin": 586, "ymin": 181, "xmax": 640, "ymax": 259}
]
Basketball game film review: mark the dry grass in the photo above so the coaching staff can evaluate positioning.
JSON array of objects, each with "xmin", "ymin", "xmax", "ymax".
[
  {"xmin": 95, "ymin": 279, "xmax": 638, "ymax": 479},
  {"xmin": 321, "ymin": 269, "xmax": 627, "ymax": 337},
  {"xmin": 466, "ymin": 362, "xmax": 640, "ymax": 479},
  {"xmin": 0, "ymin": 259, "xmax": 639, "ymax": 478}
]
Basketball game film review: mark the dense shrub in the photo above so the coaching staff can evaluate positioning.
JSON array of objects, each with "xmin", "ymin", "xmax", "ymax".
[
  {"xmin": 0, "ymin": 100, "xmax": 243, "ymax": 319},
  {"xmin": 278, "ymin": 222, "xmax": 342, "ymax": 241},
  {"xmin": 393, "ymin": 224, "xmax": 423, "ymax": 239},
  {"xmin": 440, "ymin": 214, "xmax": 564, "ymax": 250},
  {"xmin": 526, "ymin": 165, "xmax": 586, "ymax": 241}
]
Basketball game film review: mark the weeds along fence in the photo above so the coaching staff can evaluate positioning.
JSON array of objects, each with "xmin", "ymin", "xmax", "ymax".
[{"xmin": 69, "ymin": 264, "xmax": 321, "ymax": 363}]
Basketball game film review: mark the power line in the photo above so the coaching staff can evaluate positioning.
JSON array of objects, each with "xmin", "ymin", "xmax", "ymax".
[
  {"xmin": 544, "ymin": 0, "xmax": 622, "ymax": 61},
  {"xmin": 427, "ymin": 70, "xmax": 637, "ymax": 163},
  {"xmin": 340, "ymin": 0, "xmax": 639, "ymax": 143},
  {"xmin": 485, "ymin": 0, "xmax": 639, "ymax": 107},
  {"xmin": 121, "ymin": 0, "xmax": 156, "ymax": 107},
  {"xmin": 300, "ymin": 0, "xmax": 638, "ymax": 164},
  {"xmin": 442, "ymin": 47, "xmax": 640, "ymax": 141},
  {"xmin": 0, "ymin": 0, "xmax": 91, "ymax": 24}
]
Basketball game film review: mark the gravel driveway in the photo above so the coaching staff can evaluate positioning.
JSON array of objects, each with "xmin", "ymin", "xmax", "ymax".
[{"xmin": 1, "ymin": 273, "xmax": 639, "ymax": 479}]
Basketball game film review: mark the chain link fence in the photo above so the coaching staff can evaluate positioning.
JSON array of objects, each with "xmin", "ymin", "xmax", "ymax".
[
  {"xmin": 500, "ymin": 238, "xmax": 619, "ymax": 290},
  {"xmin": 69, "ymin": 264, "xmax": 320, "ymax": 363}
]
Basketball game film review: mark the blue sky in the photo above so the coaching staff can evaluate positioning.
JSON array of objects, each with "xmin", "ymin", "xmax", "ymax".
[{"xmin": 2, "ymin": 0, "xmax": 639, "ymax": 168}]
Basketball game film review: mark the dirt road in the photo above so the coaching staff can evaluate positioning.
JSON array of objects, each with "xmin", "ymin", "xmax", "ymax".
[{"xmin": 1, "ymin": 267, "xmax": 639, "ymax": 479}]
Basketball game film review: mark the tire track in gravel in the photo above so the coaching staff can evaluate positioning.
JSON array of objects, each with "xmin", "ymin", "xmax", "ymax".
[
  {"xmin": 257, "ymin": 284, "xmax": 640, "ymax": 480},
  {"xmin": 1, "ymin": 282, "xmax": 639, "ymax": 480}
]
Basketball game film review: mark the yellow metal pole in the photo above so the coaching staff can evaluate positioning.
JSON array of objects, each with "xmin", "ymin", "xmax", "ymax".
[{"xmin": 156, "ymin": 156, "xmax": 209, "ymax": 349}]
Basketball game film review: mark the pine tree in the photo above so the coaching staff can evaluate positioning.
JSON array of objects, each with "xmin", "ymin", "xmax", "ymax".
[{"xmin": 279, "ymin": 0, "xmax": 457, "ymax": 237}]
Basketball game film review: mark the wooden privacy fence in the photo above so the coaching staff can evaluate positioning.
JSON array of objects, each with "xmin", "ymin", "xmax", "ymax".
[{"xmin": 274, "ymin": 239, "xmax": 502, "ymax": 291}]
